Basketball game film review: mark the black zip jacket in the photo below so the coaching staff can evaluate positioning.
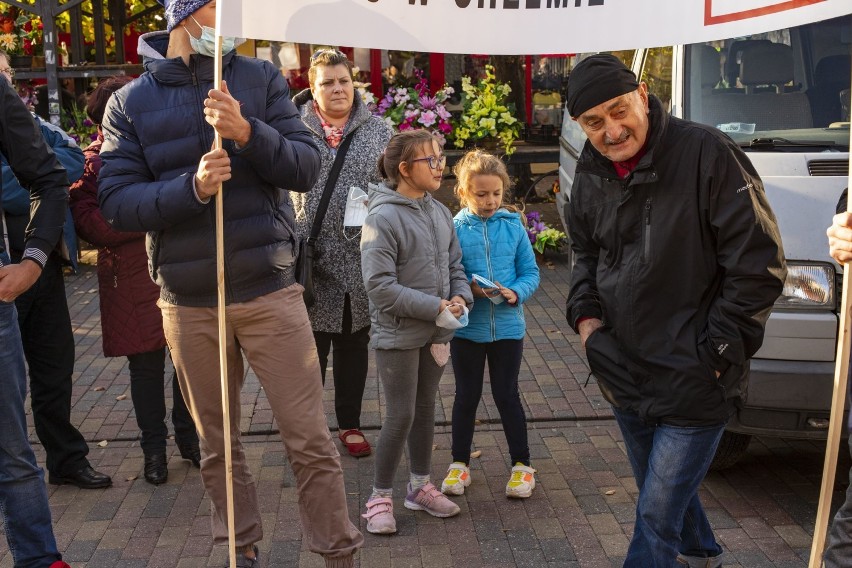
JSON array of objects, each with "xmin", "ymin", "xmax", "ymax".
[
  {"xmin": 566, "ymin": 96, "xmax": 786, "ymax": 426},
  {"xmin": 0, "ymin": 80, "xmax": 68, "ymax": 267}
]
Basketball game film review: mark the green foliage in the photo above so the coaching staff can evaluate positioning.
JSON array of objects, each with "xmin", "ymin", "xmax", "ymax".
[{"xmin": 450, "ymin": 65, "xmax": 522, "ymax": 156}]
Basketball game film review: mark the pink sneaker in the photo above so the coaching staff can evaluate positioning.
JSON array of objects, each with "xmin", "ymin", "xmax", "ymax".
[
  {"xmin": 404, "ymin": 482, "xmax": 461, "ymax": 518},
  {"xmin": 362, "ymin": 497, "xmax": 397, "ymax": 534}
]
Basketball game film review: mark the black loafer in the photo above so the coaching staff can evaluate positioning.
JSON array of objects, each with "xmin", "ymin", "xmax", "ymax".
[
  {"xmin": 144, "ymin": 452, "xmax": 168, "ymax": 485},
  {"xmin": 178, "ymin": 442, "xmax": 202, "ymax": 468},
  {"xmin": 224, "ymin": 545, "xmax": 259, "ymax": 568},
  {"xmin": 49, "ymin": 465, "xmax": 112, "ymax": 489}
]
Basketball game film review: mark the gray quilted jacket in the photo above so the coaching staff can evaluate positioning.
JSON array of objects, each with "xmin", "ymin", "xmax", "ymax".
[
  {"xmin": 360, "ymin": 183, "xmax": 473, "ymax": 350},
  {"xmin": 291, "ymin": 93, "xmax": 392, "ymax": 334}
]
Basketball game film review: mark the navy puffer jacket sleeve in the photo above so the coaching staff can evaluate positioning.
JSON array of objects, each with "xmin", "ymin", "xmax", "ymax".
[{"xmin": 98, "ymin": 34, "xmax": 321, "ymax": 307}]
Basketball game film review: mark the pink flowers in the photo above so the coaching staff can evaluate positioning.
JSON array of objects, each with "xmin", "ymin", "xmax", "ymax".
[{"xmin": 375, "ymin": 68, "xmax": 454, "ymax": 145}]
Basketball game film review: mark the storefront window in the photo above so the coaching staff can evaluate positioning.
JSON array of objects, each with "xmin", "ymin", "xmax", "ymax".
[{"xmin": 531, "ymin": 55, "xmax": 571, "ymax": 129}]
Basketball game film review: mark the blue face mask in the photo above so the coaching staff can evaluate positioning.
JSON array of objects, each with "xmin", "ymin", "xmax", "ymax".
[{"xmin": 185, "ymin": 16, "xmax": 237, "ymax": 57}]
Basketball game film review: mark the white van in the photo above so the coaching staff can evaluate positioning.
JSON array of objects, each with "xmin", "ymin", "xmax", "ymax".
[{"xmin": 556, "ymin": 15, "xmax": 851, "ymax": 468}]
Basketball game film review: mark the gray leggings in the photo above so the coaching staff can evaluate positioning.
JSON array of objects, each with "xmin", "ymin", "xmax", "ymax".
[{"xmin": 373, "ymin": 345, "xmax": 446, "ymax": 489}]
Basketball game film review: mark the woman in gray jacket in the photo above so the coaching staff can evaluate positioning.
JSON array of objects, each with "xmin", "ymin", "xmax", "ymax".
[
  {"xmin": 360, "ymin": 130, "xmax": 473, "ymax": 535},
  {"xmin": 292, "ymin": 49, "xmax": 392, "ymax": 458}
]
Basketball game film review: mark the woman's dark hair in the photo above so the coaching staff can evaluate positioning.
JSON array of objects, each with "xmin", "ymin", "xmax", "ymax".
[
  {"xmin": 377, "ymin": 129, "xmax": 438, "ymax": 189},
  {"xmin": 86, "ymin": 75, "xmax": 133, "ymax": 125},
  {"xmin": 307, "ymin": 49, "xmax": 354, "ymax": 84}
]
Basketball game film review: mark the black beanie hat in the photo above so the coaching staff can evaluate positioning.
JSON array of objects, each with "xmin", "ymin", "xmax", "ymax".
[{"xmin": 566, "ymin": 54, "xmax": 640, "ymax": 118}]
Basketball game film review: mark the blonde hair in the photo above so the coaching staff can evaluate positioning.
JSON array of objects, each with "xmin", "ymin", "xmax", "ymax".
[{"xmin": 453, "ymin": 149, "xmax": 515, "ymax": 211}]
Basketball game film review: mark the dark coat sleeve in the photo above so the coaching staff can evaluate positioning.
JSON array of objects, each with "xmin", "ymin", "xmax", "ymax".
[
  {"xmin": 227, "ymin": 64, "xmax": 320, "ymax": 193},
  {"xmin": 69, "ymin": 145, "xmax": 145, "ymax": 248},
  {"xmin": 565, "ymin": 179, "xmax": 604, "ymax": 332},
  {"xmin": 698, "ymin": 139, "xmax": 787, "ymax": 371},
  {"xmin": 98, "ymin": 93, "xmax": 210, "ymax": 233},
  {"xmin": 0, "ymin": 80, "xmax": 68, "ymax": 265}
]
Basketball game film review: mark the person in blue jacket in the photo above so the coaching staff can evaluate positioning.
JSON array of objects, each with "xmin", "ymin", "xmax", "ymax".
[
  {"xmin": 98, "ymin": 1, "xmax": 362, "ymax": 566},
  {"xmin": 0, "ymin": 52, "xmax": 113, "ymax": 490},
  {"xmin": 441, "ymin": 150, "xmax": 541, "ymax": 499}
]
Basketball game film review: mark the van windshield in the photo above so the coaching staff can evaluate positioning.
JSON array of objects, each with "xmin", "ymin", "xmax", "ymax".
[{"xmin": 683, "ymin": 15, "xmax": 851, "ymax": 151}]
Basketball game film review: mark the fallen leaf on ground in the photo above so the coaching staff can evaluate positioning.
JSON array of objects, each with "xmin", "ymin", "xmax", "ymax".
[
  {"xmin": 126, "ymin": 476, "xmax": 138, "ymax": 481},
  {"xmin": 116, "ymin": 394, "xmax": 127, "ymax": 401},
  {"xmin": 474, "ymin": 419, "xmax": 482, "ymax": 425},
  {"xmin": 93, "ymin": 386, "xmax": 105, "ymax": 392},
  {"xmin": 605, "ymin": 490, "xmax": 616, "ymax": 495},
  {"xmin": 97, "ymin": 440, "xmax": 108, "ymax": 447},
  {"xmin": 470, "ymin": 450, "xmax": 482, "ymax": 459}
]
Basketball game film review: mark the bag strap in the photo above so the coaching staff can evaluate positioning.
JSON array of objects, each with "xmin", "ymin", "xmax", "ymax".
[{"xmin": 309, "ymin": 132, "xmax": 356, "ymax": 241}]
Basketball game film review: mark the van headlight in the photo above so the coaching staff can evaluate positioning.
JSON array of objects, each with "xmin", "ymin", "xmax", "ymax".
[{"xmin": 774, "ymin": 262, "xmax": 835, "ymax": 309}]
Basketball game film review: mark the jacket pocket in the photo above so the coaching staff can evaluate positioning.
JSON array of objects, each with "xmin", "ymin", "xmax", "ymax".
[{"xmin": 585, "ymin": 327, "xmax": 641, "ymax": 409}]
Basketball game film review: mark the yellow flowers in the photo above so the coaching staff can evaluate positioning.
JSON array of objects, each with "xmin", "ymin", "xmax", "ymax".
[{"xmin": 450, "ymin": 64, "xmax": 522, "ymax": 155}]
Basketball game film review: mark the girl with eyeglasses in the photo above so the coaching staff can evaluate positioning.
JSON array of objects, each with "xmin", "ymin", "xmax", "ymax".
[{"xmin": 359, "ymin": 129, "xmax": 472, "ymax": 534}]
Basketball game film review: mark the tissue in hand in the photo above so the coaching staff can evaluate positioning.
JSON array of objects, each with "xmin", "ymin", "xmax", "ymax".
[{"xmin": 435, "ymin": 304, "xmax": 469, "ymax": 329}]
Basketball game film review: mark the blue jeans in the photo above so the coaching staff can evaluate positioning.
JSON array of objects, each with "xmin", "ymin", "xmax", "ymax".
[
  {"xmin": 0, "ymin": 275, "xmax": 62, "ymax": 567},
  {"xmin": 613, "ymin": 407, "xmax": 725, "ymax": 567},
  {"xmin": 824, "ymin": 436, "xmax": 852, "ymax": 567}
]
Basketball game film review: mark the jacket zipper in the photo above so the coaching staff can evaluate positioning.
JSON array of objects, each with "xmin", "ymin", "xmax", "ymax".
[
  {"xmin": 192, "ymin": 57, "xmax": 233, "ymax": 303},
  {"xmin": 482, "ymin": 218, "xmax": 496, "ymax": 341},
  {"xmin": 426, "ymin": 202, "xmax": 442, "ymax": 298},
  {"xmin": 642, "ymin": 197, "xmax": 652, "ymax": 262}
]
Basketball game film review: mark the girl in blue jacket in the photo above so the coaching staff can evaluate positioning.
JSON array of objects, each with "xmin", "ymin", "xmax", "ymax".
[{"xmin": 442, "ymin": 150, "xmax": 540, "ymax": 499}]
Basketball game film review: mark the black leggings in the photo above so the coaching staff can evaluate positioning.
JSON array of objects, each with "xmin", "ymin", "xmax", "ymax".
[
  {"xmin": 127, "ymin": 347, "xmax": 197, "ymax": 454},
  {"xmin": 313, "ymin": 295, "xmax": 370, "ymax": 430},
  {"xmin": 450, "ymin": 338, "xmax": 530, "ymax": 466}
]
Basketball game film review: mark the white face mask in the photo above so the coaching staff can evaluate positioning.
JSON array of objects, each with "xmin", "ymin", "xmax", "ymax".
[{"xmin": 185, "ymin": 16, "xmax": 237, "ymax": 57}]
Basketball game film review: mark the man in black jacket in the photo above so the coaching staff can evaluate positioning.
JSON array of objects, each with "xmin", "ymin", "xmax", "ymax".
[
  {"xmin": 0, "ymin": 79, "xmax": 72, "ymax": 568},
  {"xmin": 564, "ymin": 55, "xmax": 786, "ymax": 567}
]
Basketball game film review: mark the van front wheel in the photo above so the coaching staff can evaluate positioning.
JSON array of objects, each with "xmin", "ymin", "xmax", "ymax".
[{"xmin": 709, "ymin": 431, "xmax": 752, "ymax": 471}]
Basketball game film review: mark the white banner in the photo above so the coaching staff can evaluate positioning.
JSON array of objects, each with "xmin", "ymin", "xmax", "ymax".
[{"xmin": 218, "ymin": 0, "xmax": 850, "ymax": 55}]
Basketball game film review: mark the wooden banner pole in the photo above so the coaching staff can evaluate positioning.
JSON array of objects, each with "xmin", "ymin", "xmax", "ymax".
[
  {"xmin": 808, "ymin": 69, "xmax": 852, "ymax": 567},
  {"xmin": 213, "ymin": 29, "xmax": 238, "ymax": 568}
]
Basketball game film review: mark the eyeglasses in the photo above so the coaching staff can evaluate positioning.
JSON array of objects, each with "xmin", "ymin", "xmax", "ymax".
[
  {"xmin": 0, "ymin": 67, "xmax": 14, "ymax": 78},
  {"xmin": 310, "ymin": 48, "xmax": 346, "ymax": 63},
  {"xmin": 410, "ymin": 154, "xmax": 447, "ymax": 170}
]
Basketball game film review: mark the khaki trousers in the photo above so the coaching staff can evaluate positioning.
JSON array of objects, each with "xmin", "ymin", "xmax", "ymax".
[{"xmin": 159, "ymin": 285, "xmax": 362, "ymax": 560}]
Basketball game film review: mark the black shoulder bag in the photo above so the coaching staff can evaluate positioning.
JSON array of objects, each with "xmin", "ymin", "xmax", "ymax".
[{"xmin": 295, "ymin": 133, "xmax": 355, "ymax": 307}]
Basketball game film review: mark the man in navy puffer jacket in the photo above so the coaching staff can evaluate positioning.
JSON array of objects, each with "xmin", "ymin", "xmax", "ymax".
[{"xmin": 98, "ymin": 1, "xmax": 363, "ymax": 566}]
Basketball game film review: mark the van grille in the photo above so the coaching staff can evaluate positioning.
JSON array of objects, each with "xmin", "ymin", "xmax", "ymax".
[{"xmin": 808, "ymin": 160, "xmax": 849, "ymax": 176}]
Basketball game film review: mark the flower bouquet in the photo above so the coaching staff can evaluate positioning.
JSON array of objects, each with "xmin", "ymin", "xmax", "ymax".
[
  {"xmin": 351, "ymin": 66, "xmax": 377, "ymax": 111},
  {"xmin": 374, "ymin": 68, "xmax": 454, "ymax": 145},
  {"xmin": 525, "ymin": 211, "xmax": 567, "ymax": 255},
  {"xmin": 61, "ymin": 102, "xmax": 99, "ymax": 148},
  {"xmin": 450, "ymin": 64, "xmax": 522, "ymax": 155}
]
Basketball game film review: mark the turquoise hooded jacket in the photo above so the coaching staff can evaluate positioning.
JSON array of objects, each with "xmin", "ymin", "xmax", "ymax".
[{"xmin": 453, "ymin": 207, "xmax": 540, "ymax": 343}]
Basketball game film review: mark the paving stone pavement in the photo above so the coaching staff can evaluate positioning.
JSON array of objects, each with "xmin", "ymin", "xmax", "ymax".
[{"xmin": 0, "ymin": 250, "xmax": 848, "ymax": 567}]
